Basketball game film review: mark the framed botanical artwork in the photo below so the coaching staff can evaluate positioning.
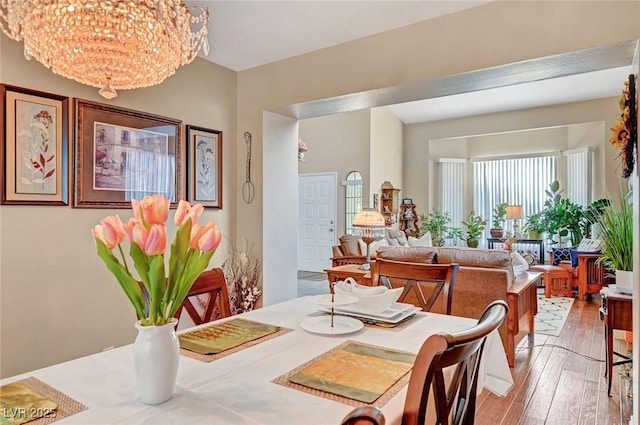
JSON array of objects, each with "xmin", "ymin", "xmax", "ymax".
[
  {"xmin": 74, "ymin": 99, "xmax": 183, "ymax": 208},
  {"xmin": 1, "ymin": 84, "xmax": 69, "ymax": 205},
  {"xmin": 186, "ymin": 125, "xmax": 222, "ymax": 209}
]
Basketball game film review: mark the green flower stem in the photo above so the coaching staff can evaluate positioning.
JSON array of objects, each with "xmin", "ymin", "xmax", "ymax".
[{"xmin": 117, "ymin": 244, "xmax": 131, "ymax": 275}]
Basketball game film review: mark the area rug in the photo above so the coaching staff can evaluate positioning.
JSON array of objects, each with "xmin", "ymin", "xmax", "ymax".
[{"xmin": 535, "ymin": 295, "xmax": 574, "ymax": 336}]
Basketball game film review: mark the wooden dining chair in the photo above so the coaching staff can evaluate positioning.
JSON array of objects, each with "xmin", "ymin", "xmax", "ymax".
[
  {"xmin": 370, "ymin": 259, "xmax": 459, "ymax": 314},
  {"xmin": 341, "ymin": 300, "xmax": 508, "ymax": 425},
  {"xmin": 174, "ymin": 268, "xmax": 233, "ymax": 325}
]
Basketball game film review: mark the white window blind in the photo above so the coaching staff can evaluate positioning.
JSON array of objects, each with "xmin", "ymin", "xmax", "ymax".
[
  {"xmin": 564, "ymin": 148, "xmax": 594, "ymax": 207},
  {"xmin": 438, "ymin": 159, "xmax": 466, "ymax": 228},
  {"xmin": 473, "ymin": 155, "xmax": 556, "ymax": 235}
]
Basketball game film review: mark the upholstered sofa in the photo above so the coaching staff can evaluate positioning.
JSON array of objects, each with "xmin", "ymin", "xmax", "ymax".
[
  {"xmin": 369, "ymin": 244, "xmax": 540, "ymax": 367},
  {"xmin": 331, "ymin": 230, "xmax": 426, "ymax": 266}
]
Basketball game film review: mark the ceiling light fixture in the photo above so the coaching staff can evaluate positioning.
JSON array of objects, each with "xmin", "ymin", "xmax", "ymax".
[{"xmin": 0, "ymin": 1, "xmax": 209, "ymax": 99}]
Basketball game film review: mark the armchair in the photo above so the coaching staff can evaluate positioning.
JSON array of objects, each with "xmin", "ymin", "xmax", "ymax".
[{"xmin": 550, "ymin": 250, "xmax": 611, "ymax": 300}]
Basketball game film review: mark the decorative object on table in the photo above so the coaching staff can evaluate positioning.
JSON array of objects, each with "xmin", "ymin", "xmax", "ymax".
[
  {"xmin": 0, "ymin": 377, "xmax": 87, "ymax": 423},
  {"xmin": 1, "ymin": 84, "xmax": 69, "ymax": 206},
  {"xmin": 352, "ymin": 208, "xmax": 386, "ymax": 270},
  {"xmin": 222, "ymin": 237, "xmax": 262, "ymax": 314},
  {"xmin": 534, "ymin": 295, "xmax": 574, "ymax": 336},
  {"xmin": 242, "ymin": 132, "xmax": 255, "ymax": 203},
  {"xmin": 506, "ymin": 205, "xmax": 525, "ymax": 238},
  {"xmin": 490, "ymin": 202, "xmax": 508, "ymax": 238},
  {"xmin": 417, "ymin": 208, "xmax": 451, "ymax": 247},
  {"xmin": 91, "ymin": 195, "xmax": 222, "ymax": 404},
  {"xmin": 74, "ymin": 99, "xmax": 182, "ymax": 208},
  {"xmin": 179, "ymin": 318, "xmax": 280, "ymax": 355},
  {"xmin": 0, "ymin": 2, "xmax": 209, "ymax": 99},
  {"xmin": 524, "ymin": 212, "xmax": 545, "ymax": 240},
  {"xmin": 333, "ymin": 278, "xmax": 403, "ymax": 314},
  {"xmin": 186, "ymin": 125, "xmax": 222, "ymax": 209},
  {"xmin": 594, "ymin": 190, "xmax": 633, "ymax": 294},
  {"xmin": 304, "ymin": 292, "xmax": 362, "ymax": 335},
  {"xmin": 609, "ymin": 74, "xmax": 637, "ymax": 178},
  {"xmin": 276, "ymin": 341, "xmax": 415, "ymax": 405},
  {"xmin": 298, "ymin": 138, "xmax": 308, "ymax": 162},
  {"xmin": 462, "ymin": 210, "xmax": 487, "ymax": 248}
]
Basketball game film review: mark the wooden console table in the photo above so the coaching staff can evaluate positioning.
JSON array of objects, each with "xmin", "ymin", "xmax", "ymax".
[
  {"xmin": 599, "ymin": 286, "xmax": 633, "ymax": 396},
  {"xmin": 324, "ymin": 264, "xmax": 372, "ymax": 287}
]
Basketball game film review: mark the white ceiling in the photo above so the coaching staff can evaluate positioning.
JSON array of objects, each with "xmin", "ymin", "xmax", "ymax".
[{"xmin": 187, "ymin": 1, "xmax": 635, "ymax": 123}]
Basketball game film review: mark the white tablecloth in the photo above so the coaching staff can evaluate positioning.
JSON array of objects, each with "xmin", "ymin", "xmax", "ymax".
[{"xmin": 1, "ymin": 296, "xmax": 513, "ymax": 424}]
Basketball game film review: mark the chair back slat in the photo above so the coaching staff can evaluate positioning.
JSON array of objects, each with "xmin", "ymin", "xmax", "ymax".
[{"xmin": 371, "ymin": 259, "xmax": 459, "ymax": 314}]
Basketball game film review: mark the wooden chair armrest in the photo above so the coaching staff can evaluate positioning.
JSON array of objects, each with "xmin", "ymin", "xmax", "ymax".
[{"xmin": 331, "ymin": 256, "xmax": 368, "ymax": 267}]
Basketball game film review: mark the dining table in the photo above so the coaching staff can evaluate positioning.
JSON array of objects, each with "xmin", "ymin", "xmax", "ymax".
[{"xmin": 0, "ymin": 296, "xmax": 514, "ymax": 424}]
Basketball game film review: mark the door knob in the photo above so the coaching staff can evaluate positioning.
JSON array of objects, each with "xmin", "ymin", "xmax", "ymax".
[{"xmin": 329, "ymin": 228, "xmax": 334, "ymax": 232}]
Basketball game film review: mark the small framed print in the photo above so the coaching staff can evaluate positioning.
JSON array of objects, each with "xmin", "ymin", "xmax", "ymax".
[
  {"xmin": 186, "ymin": 125, "xmax": 222, "ymax": 209},
  {"xmin": 1, "ymin": 84, "xmax": 69, "ymax": 205},
  {"xmin": 403, "ymin": 198, "xmax": 413, "ymax": 205}
]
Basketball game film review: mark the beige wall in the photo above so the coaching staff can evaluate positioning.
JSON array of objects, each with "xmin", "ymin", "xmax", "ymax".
[
  {"xmin": 370, "ymin": 107, "xmax": 403, "ymax": 211},
  {"xmin": 299, "ymin": 110, "xmax": 371, "ymax": 235},
  {"xmin": 0, "ymin": 35, "xmax": 237, "ymax": 377}
]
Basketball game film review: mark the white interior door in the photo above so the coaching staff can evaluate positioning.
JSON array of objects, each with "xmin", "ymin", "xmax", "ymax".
[{"xmin": 298, "ymin": 173, "xmax": 337, "ymax": 272}]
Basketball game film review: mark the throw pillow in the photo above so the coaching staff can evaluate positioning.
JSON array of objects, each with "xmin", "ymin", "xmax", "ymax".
[
  {"xmin": 569, "ymin": 248, "xmax": 602, "ymax": 268},
  {"xmin": 408, "ymin": 232, "xmax": 432, "ymax": 247},
  {"xmin": 551, "ymin": 247, "xmax": 575, "ymax": 266},
  {"xmin": 339, "ymin": 234, "xmax": 360, "ymax": 256},
  {"xmin": 358, "ymin": 238, "xmax": 389, "ymax": 257},
  {"xmin": 511, "ymin": 251, "xmax": 529, "ymax": 277},
  {"xmin": 576, "ymin": 238, "xmax": 603, "ymax": 252}
]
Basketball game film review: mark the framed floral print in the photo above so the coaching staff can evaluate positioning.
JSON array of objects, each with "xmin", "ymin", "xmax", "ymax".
[
  {"xmin": 1, "ymin": 84, "xmax": 69, "ymax": 205},
  {"xmin": 74, "ymin": 99, "xmax": 183, "ymax": 208},
  {"xmin": 186, "ymin": 125, "xmax": 222, "ymax": 209}
]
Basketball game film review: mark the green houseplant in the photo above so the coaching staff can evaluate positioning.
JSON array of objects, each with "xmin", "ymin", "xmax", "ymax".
[
  {"xmin": 524, "ymin": 212, "xmax": 545, "ymax": 240},
  {"xmin": 418, "ymin": 209, "xmax": 451, "ymax": 247},
  {"xmin": 490, "ymin": 202, "xmax": 508, "ymax": 238},
  {"xmin": 462, "ymin": 210, "xmax": 487, "ymax": 248},
  {"xmin": 594, "ymin": 194, "xmax": 633, "ymax": 293},
  {"xmin": 539, "ymin": 180, "xmax": 585, "ymax": 246}
]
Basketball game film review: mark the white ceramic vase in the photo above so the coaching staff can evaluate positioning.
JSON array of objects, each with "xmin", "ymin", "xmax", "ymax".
[
  {"xmin": 133, "ymin": 318, "xmax": 180, "ymax": 405},
  {"xmin": 615, "ymin": 270, "xmax": 634, "ymax": 295}
]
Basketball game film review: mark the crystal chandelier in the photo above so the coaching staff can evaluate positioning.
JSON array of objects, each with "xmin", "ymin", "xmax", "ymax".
[{"xmin": 0, "ymin": 1, "xmax": 209, "ymax": 99}]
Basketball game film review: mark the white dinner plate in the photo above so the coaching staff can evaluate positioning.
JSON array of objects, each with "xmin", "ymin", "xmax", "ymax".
[
  {"xmin": 318, "ymin": 304, "xmax": 422, "ymax": 324},
  {"xmin": 334, "ymin": 302, "xmax": 417, "ymax": 320},
  {"xmin": 308, "ymin": 294, "xmax": 359, "ymax": 307},
  {"xmin": 300, "ymin": 316, "xmax": 364, "ymax": 335}
]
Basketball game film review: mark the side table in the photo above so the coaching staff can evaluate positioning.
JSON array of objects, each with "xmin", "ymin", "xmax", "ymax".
[
  {"xmin": 599, "ymin": 286, "xmax": 633, "ymax": 396},
  {"xmin": 324, "ymin": 264, "xmax": 372, "ymax": 287}
]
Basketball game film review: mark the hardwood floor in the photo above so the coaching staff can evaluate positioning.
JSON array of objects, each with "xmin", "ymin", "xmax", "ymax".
[{"xmin": 475, "ymin": 295, "xmax": 633, "ymax": 425}]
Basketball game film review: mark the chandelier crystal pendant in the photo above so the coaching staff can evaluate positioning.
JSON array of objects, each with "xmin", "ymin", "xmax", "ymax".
[{"xmin": 0, "ymin": 1, "xmax": 210, "ymax": 99}]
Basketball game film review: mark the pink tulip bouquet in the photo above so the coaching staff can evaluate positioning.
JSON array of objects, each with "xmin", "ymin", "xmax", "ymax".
[{"xmin": 92, "ymin": 195, "xmax": 222, "ymax": 326}]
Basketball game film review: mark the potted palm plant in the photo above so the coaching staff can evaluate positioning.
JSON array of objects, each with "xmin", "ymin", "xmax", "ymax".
[
  {"xmin": 490, "ymin": 202, "xmax": 508, "ymax": 238},
  {"xmin": 595, "ymin": 194, "xmax": 633, "ymax": 294},
  {"xmin": 418, "ymin": 209, "xmax": 451, "ymax": 247},
  {"xmin": 462, "ymin": 210, "xmax": 487, "ymax": 248}
]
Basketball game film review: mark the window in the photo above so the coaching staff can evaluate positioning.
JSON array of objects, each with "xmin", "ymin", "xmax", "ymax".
[
  {"xmin": 438, "ymin": 159, "xmax": 466, "ymax": 228},
  {"xmin": 472, "ymin": 155, "xmax": 557, "ymax": 236},
  {"xmin": 564, "ymin": 147, "xmax": 594, "ymax": 207},
  {"xmin": 344, "ymin": 171, "xmax": 363, "ymax": 234}
]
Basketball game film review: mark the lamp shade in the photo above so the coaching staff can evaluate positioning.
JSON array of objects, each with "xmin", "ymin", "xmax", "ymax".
[
  {"xmin": 506, "ymin": 205, "xmax": 525, "ymax": 220},
  {"xmin": 353, "ymin": 208, "xmax": 385, "ymax": 228}
]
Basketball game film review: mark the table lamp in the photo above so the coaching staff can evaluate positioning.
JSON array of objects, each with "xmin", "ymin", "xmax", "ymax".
[
  {"xmin": 352, "ymin": 208, "xmax": 386, "ymax": 271},
  {"xmin": 506, "ymin": 205, "xmax": 525, "ymax": 238}
]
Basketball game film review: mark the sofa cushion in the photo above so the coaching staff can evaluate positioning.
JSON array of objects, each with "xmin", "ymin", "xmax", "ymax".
[
  {"xmin": 359, "ymin": 238, "xmax": 388, "ymax": 258},
  {"xmin": 385, "ymin": 229, "xmax": 408, "ymax": 246},
  {"xmin": 376, "ymin": 246, "xmax": 437, "ymax": 263},
  {"xmin": 551, "ymin": 247, "xmax": 574, "ymax": 266},
  {"xmin": 339, "ymin": 234, "xmax": 361, "ymax": 256},
  {"xmin": 436, "ymin": 246, "xmax": 512, "ymax": 273},
  {"xmin": 408, "ymin": 232, "xmax": 432, "ymax": 247},
  {"xmin": 511, "ymin": 251, "xmax": 529, "ymax": 277}
]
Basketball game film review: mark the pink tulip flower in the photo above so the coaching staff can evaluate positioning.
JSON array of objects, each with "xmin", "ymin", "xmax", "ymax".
[
  {"xmin": 126, "ymin": 219, "xmax": 167, "ymax": 256},
  {"xmin": 92, "ymin": 215, "xmax": 126, "ymax": 249},
  {"xmin": 131, "ymin": 195, "xmax": 169, "ymax": 225},
  {"xmin": 174, "ymin": 200, "xmax": 204, "ymax": 227},
  {"xmin": 190, "ymin": 222, "xmax": 222, "ymax": 252}
]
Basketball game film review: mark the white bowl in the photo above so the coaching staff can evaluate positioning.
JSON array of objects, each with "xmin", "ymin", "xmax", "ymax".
[{"xmin": 334, "ymin": 283, "xmax": 403, "ymax": 314}]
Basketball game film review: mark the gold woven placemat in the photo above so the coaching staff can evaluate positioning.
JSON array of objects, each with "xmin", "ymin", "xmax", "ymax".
[
  {"xmin": 180, "ymin": 321, "xmax": 293, "ymax": 363},
  {"xmin": 272, "ymin": 341, "xmax": 414, "ymax": 408},
  {"xmin": 1, "ymin": 377, "xmax": 87, "ymax": 425}
]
